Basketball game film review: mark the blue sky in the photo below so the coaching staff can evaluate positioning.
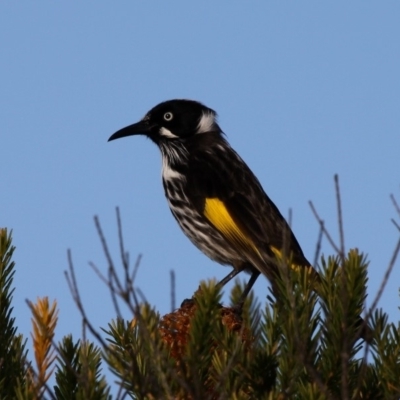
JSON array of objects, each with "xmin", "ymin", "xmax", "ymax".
[{"xmin": 1, "ymin": 2, "xmax": 400, "ymax": 365}]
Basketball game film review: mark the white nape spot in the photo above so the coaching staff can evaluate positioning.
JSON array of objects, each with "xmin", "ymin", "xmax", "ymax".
[
  {"xmin": 162, "ymin": 157, "xmax": 185, "ymax": 180},
  {"xmin": 160, "ymin": 127, "xmax": 178, "ymax": 138},
  {"xmin": 196, "ymin": 112, "xmax": 215, "ymax": 134}
]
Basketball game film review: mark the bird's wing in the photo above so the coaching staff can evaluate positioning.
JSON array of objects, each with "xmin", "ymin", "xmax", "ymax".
[{"xmin": 186, "ymin": 141, "xmax": 310, "ymax": 277}]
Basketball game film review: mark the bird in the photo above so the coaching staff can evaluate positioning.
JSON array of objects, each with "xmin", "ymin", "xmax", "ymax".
[{"xmin": 108, "ymin": 99, "xmax": 372, "ymax": 341}]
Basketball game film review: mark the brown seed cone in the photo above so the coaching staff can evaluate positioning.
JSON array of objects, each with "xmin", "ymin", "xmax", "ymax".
[{"xmin": 159, "ymin": 299, "xmax": 253, "ymax": 360}]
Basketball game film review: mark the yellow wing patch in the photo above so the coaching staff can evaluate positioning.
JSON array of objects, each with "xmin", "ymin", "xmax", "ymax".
[
  {"xmin": 204, "ymin": 198, "xmax": 262, "ymax": 259},
  {"xmin": 270, "ymin": 245, "xmax": 314, "ymax": 275}
]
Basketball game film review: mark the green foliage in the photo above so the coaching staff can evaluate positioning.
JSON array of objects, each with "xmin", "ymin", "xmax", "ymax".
[
  {"xmin": 102, "ymin": 305, "xmax": 175, "ymax": 399},
  {"xmin": 0, "ymin": 229, "xmax": 29, "ymax": 399},
  {"xmin": 1, "ymin": 228, "xmax": 400, "ymax": 399},
  {"xmin": 373, "ymin": 310, "xmax": 400, "ymax": 397},
  {"xmin": 98, "ymin": 260, "xmax": 399, "ymax": 399},
  {"xmin": 55, "ymin": 335, "xmax": 111, "ymax": 400}
]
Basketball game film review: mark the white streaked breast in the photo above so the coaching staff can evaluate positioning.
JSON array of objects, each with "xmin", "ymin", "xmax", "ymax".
[{"xmin": 162, "ymin": 157, "xmax": 184, "ymax": 180}]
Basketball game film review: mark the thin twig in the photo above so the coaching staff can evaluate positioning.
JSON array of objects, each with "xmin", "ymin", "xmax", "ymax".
[
  {"xmin": 89, "ymin": 260, "xmax": 113, "ymax": 287},
  {"xmin": 65, "ymin": 250, "xmax": 131, "ymax": 398},
  {"xmin": 94, "ymin": 216, "xmax": 114, "ymax": 272},
  {"xmin": 66, "ymin": 215, "xmax": 178, "ymax": 398},
  {"xmin": 390, "ymin": 193, "xmax": 400, "ymax": 217},
  {"xmin": 334, "ymin": 175, "xmax": 349, "ymax": 400},
  {"xmin": 390, "ymin": 193, "xmax": 400, "ymax": 232},
  {"xmin": 116, "ymin": 207, "xmax": 129, "ymax": 271},
  {"xmin": 131, "ymin": 254, "xmax": 142, "ymax": 292},
  {"xmin": 365, "ymin": 237, "xmax": 400, "ymax": 322},
  {"xmin": 65, "ymin": 250, "xmax": 109, "ymax": 349},
  {"xmin": 391, "ymin": 219, "xmax": 400, "ymax": 232},
  {"xmin": 108, "ymin": 262, "xmax": 122, "ymax": 317},
  {"xmin": 135, "ymin": 287, "xmax": 149, "ymax": 305},
  {"xmin": 334, "ymin": 175, "xmax": 345, "ymax": 262},
  {"xmin": 89, "ymin": 260, "xmax": 122, "ymax": 317},
  {"xmin": 309, "ymin": 201, "xmax": 341, "ymax": 254},
  {"xmin": 313, "ymin": 223, "xmax": 324, "ymax": 269},
  {"xmin": 115, "ymin": 207, "xmax": 137, "ymax": 303},
  {"xmin": 93, "ymin": 213, "xmax": 129, "ymax": 306}
]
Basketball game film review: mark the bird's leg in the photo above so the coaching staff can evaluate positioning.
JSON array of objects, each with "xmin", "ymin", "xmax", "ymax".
[
  {"xmin": 180, "ymin": 266, "xmax": 246, "ymax": 308},
  {"xmin": 216, "ymin": 266, "xmax": 245, "ymax": 288},
  {"xmin": 218, "ymin": 264, "xmax": 261, "ymax": 313},
  {"xmin": 236, "ymin": 270, "xmax": 260, "ymax": 310},
  {"xmin": 184, "ymin": 265, "xmax": 260, "ymax": 314}
]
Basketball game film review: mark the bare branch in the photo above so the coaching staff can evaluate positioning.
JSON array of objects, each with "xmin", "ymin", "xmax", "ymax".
[
  {"xmin": 313, "ymin": 223, "xmax": 324, "ymax": 269},
  {"xmin": 309, "ymin": 201, "xmax": 341, "ymax": 254},
  {"xmin": 365, "ymin": 237, "xmax": 400, "ymax": 320},
  {"xmin": 390, "ymin": 193, "xmax": 400, "ymax": 217},
  {"xmin": 391, "ymin": 219, "xmax": 400, "ymax": 232},
  {"xmin": 116, "ymin": 207, "xmax": 129, "ymax": 271},
  {"xmin": 65, "ymin": 250, "xmax": 109, "ymax": 350},
  {"xmin": 334, "ymin": 175, "xmax": 349, "ymax": 400},
  {"xmin": 94, "ymin": 216, "xmax": 114, "ymax": 273},
  {"xmin": 334, "ymin": 175, "xmax": 345, "ymax": 262}
]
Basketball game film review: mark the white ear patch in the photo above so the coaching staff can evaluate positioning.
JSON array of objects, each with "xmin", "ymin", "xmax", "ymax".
[
  {"xmin": 160, "ymin": 127, "xmax": 178, "ymax": 138},
  {"xmin": 196, "ymin": 112, "xmax": 215, "ymax": 134}
]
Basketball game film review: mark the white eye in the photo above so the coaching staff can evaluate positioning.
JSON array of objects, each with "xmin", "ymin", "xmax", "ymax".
[{"xmin": 163, "ymin": 112, "xmax": 173, "ymax": 121}]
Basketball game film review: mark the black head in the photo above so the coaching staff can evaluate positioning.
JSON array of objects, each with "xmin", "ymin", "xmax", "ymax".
[{"xmin": 108, "ymin": 99, "xmax": 222, "ymax": 144}]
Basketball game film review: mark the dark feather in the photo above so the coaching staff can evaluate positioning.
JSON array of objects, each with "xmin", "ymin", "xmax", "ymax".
[{"xmin": 184, "ymin": 134, "xmax": 311, "ymax": 271}]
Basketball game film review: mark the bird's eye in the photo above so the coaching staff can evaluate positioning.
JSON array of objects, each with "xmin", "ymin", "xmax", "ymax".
[{"xmin": 163, "ymin": 112, "xmax": 173, "ymax": 121}]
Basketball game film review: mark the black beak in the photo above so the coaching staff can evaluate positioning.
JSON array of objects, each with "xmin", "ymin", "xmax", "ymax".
[{"xmin": 108, "ymin": 120, "xmax": 150, "ymax": 142}]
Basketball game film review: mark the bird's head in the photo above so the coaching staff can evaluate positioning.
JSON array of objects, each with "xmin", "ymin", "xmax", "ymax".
[{"xmin": 108, "ymin": 99, "xmax": 222, "ymax": 145}]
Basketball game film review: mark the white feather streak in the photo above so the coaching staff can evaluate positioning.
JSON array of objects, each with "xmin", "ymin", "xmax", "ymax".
[
  {"xmin": 196, "ymin": 112, "xmax": 215, "ymax": 134},
  {"xmin": 162, "ymin": 157, "xmax": 184, "ymax": 180},
  {"xmin": 160, "ymin": 127, "xmax": 178, "ymax": 138}
]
